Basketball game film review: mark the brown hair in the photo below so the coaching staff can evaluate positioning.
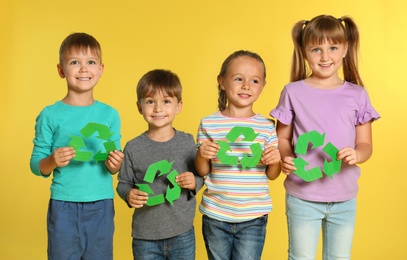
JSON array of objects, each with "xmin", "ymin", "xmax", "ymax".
[
  {"xmin": 291, "ymin": 15, "xmax": 364, "ymax": 86},
  {"xmin": 59, "ymin": 32, "xmax": 102, "ymax": 64},
  {"xmin": 136, "ymin": 69, "xmax": 182, "ymax": 103},
  {"xmin": 217, "ymin": 50, "xmax": 266, "ymax": 111}
]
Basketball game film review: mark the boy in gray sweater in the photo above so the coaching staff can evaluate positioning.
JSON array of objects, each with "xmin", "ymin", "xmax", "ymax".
[{"xmin": 117, "ymin": 69, "xmax": 204, "ymax": 260}]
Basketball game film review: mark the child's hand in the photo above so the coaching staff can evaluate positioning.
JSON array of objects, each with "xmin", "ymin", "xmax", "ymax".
[
  {"xmin": 337, "ymin": 147, "xmax": 358, "ymax": 165},
  {"xmin": 106, "ymin": 150, "xmax": 124, "ymax": 173},
  {"xmin": 261, "ymin": 145, "xmax": 281, "ymax": 166},
  {"xmin": 127, "ymin": 188, "xmax": 148, "ymax": 208},
  {"xmin": 176, "ymin": 172, "xmax": 196, "ymax": 190},
  {"xmin": 197, "ymin": 141, "xmax": 220, "ymax": 160},
  {"xmin": 52, "ymin": 147, "xmax": 75, "ymax": 167},
  {"xmin": 281, "ymin": 156, "xmax": 296, "ymax": 175}
]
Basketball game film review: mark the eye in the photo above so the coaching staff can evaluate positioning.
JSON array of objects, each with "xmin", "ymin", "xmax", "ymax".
[
  {"xmin": 234, "ymin": 77, "xmax": 243, "ymax": 82},
  {"xmin": 145, "ymin": 99, "xmax": 154, "ymax": 104},
  {"xmin": 70, "ymin": 60, "xmax": 79, "ymax": 65},
  {"xmin": 251, "ymin": 79, "xmax": 259, "ymax": 84},
  {"xmin": 164, "ymin": 99, "xmax": 172, "ymax": 104},
  {"xmin": 88, "ymin": 60, "xmax": 97, "ymax": 65},
  {"xmin": 311, "ymin": 48, "xmax": 320, "ymax": 53},
  {"xmin": 330, "ymin": 46, "xmax": 338, "ymax": 51}
]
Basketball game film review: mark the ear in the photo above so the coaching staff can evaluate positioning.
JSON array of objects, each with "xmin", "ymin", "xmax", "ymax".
[
  {"xmin": 343, "ymin": 42, "xmax": 349, "ymax": 58},
  {"xmin": 218, "ymin": 76, "xmax": 225, "ymax": 90},
  {"xmin": 136, "ymin": 101, "xmax": 143, "ymax": 114},
  {"xmin": 57, "ymin": 64, "xmax": 65, "ymax": 78},
  {"xmin": 176, "ymin": 100, "xmax": 183, "ymax": 114},
  {"xmin": 99, "ymin": 63, "xmax": 105, "ymax": 75}
]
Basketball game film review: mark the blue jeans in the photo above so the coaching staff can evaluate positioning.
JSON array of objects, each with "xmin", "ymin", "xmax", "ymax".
[
  {"xmin": 202, "ymin": 214, "xmax": 268, "ymax": 260},
  {"xmin": 132, "ymin": 228, "xmax": 195, "ymax": 260},
  {"xmin": 47, "ymin": 199, "xmax": 114, "ymax": 260},
  {"xmin": 286, "ymin": 194, "xmax": 356, "ymax": 260}
]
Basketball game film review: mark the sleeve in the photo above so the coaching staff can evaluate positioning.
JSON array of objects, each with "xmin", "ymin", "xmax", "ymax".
[
  {"xmin": 269, "ymin": 87, "xmax": 295, "ymax": 126},
  {"xmin": 109, "ymin": 108, "xmax": 122, "ymax": 151},
  {"xmin": 29, "ymin": 108, "xmax": 52, "ymax": 177},
  {"xmin": 116, "ymin": 143, "xmax": 135, "ymax": 206},
  {"xmin": 266, "ymin": 120, "xmax": 279, "ymax": 148},
  {"xmin": 355, "ymin": 89, "xmax": 381, "ymax": 125},
  {"xmin": 196, "ymin": 118, "xmax": 211, "ymax": 144},
  {"xmin": 186, "ymin": 134, "xmax": 204, "ymax": 193}
]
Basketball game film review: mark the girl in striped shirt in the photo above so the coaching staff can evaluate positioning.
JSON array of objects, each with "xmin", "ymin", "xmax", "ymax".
[{"xmin": 195, "ymin": 50, "xmax": 281, "ymax": 260}]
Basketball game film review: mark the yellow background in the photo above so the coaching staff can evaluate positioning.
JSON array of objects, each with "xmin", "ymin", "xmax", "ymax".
[{"xmin": 1, "ymin": 0, "xmax": 404, "ymax": 259}]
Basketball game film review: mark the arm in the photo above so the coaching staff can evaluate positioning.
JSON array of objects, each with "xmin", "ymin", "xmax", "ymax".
[
  {"xmin": 194, "ymin": 141, "xmax": 219, "ymax": 176},
  {"xmin": 337, "ymin": 122, "xmax": 372, "ymax": 165},
  {"xmin": 276, "ymin": 122, "xmax": 296, "ymax": 175},
  {"xmin": 261, "ymin": 145, "xmax": 281, "ymax": 180}
]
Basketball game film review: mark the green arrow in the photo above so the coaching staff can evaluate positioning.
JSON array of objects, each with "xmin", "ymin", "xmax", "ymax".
[
  {"xmin": 136, "ymin": 184, "xmax": 155, "ymax": 195},
  {"xmin": 68, "ymin": 136, "xmax": 92, "ymax": 161},
  {"xmin": 68, "ymin": 136, "xmax": 86, "ymax": 150},
  {"xmin": 217, "ymin": 141, "xmax": 239, "ymax": 166},
  {"xmin": 293, "ymin": 157, "xmax": 323, "ymax": 182},
  {"xmin": 165, "ymin": 170, "xmax": 181, "ymax": 205},
  {"xmin": 322, "ymin": 142, "xmax": 342, "ymax": 178},
  {"xmin": 295, "ymin": 130, "xmax": 325, "ymax": 155},
  {"xmin": 93, "ymin": 151, "xmax": 108, "ymax": 162},
  {"xmin": 93, "ymin": 141, "xmax": 118, "ymax": 162},
  {"xmin": 240, "ymin": 143, "xmax": 263, "ymax": 169},
  {"xmin": 144, "ymin": 160, "xmax": 173, "ymax": 183},
  {"xmin": 226, "ymin": 126, "xmax": 259, "ymax": 142},
  {"xmin": 80, "ymin": 122, "xmax": 114, "ymax": 140},
  {"xmin": 136, "ymin": 184, "xmax": 165, "ymax": 206}
]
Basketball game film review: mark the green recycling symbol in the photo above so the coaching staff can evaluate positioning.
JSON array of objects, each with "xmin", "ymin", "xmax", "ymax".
[
  {"xmin": 217, "ymin": 126, "xmax": 263, "ymax": 170},
  {"xmin": 293, "ymin": 130, "xmax": 342, "ymax": 182},
  {"xmin": 68, "ymin": 122, "xmax": 117, "ymax": 162},
  {"xmin": 136, "ymin": 160, "xmax": 181, "ymax": 206}
]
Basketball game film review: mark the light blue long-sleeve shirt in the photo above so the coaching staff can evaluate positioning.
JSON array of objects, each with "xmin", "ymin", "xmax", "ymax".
[{"xmin": 30, "ymin": 100, "xmax": 121, "ymax": 202}]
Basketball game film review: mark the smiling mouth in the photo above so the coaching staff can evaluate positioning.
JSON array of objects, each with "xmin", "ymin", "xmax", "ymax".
[
  {"xmin": 238, "ymin": 94, "xmax": 252, "ymax": 98},
  {"xmin": 319, "ymin": 63, "xmax": 332, "ymax": 67},
  {"xmin": 152, "ymin": 116, "xmax": 166, "ymax": 119},
  {"xmin": 77, "ymin": 77, "xmax": 91, "ymax": 81}
]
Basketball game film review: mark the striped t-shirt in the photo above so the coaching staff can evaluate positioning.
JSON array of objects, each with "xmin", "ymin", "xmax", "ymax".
[{"xmin": 197, "ymin": 112, "xmax": 278, "ymax": 223}]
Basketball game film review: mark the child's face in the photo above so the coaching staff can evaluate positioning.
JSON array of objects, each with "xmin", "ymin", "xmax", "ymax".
[
  {"xmin": 137, "ymin": 90, "xmax": 182, "ymax": 130},
  {"xmin": 57, "ymin": 47, "xmax": 104, "ymax": 94},
  {"xmin": 304, "ymin": 39, "xmax": 348, "ymax": 81},
  {"xmin": 219, "ymin": 56, "xmax": 266, "ymax": 111}
]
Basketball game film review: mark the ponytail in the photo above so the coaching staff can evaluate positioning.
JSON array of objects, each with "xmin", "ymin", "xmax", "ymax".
[{"xmin": 341, "ymin": 16, "xmax": 364, "ymax": 86}]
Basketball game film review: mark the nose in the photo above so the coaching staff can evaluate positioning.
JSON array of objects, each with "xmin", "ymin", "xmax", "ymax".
[
  {"xmin": 241, "ymin": 80, "xmax": 250, "ymax": 90},
  {"xmin": 79, "ymin": 63, "xmax": 88, "ymax": 72},
  {"xmin": 153, "ymin": 102, "xmax": 162, "ymax": 112},
  {"xmin": 320, "ymin": 50, "xmax": 329, "ymax": 61}
]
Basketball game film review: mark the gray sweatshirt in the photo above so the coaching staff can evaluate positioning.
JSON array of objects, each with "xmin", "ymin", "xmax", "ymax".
[{"xmin": 117, "ymin": 130, "xmax": 204, "ymax": 240}]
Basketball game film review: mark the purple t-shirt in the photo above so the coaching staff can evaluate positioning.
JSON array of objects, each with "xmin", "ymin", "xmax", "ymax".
[{"xmin": 270, "ymin": 80, "xmax": 380, "ymax": 202}]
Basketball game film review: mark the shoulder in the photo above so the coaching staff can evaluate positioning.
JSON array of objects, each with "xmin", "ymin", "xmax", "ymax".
[
  {"xmin": 285, "ymin": 80, "xmax": 304, "ymax": 90},
  {"xmin": 343, "ymin": 81, "xmax": 370, "ymax": 97},
  {"xmin": 174, "ymin": 130, "xmax": 195, "ymax": 142},
  {"xmin": 95, "ymin": 100, "xmax": 118, "ymax": 110},
  {"xmin": 200, "ymin": 111, "xmax": 221, "ymax": 121}
]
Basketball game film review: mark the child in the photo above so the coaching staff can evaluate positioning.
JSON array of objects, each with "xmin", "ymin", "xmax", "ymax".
[
  {"xmin": 116, "ymin": 69, "xmax": 204, "ymax": 260},
  {"xmin": 30, "ymin": 32, "xmax": 124, "ymax": 259},
  {"xmin": 195, "ymin": 50, "xmax": 281, "ymax": 260},
  {"xmin": 270, "ymin": 15, "xmax": 380, "ymax": 259}
]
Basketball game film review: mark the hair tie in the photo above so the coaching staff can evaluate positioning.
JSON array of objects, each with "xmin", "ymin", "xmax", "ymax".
[
  {"xmin": 304, "ymin": 20, "xmax": 309, "ymax": 26},
  {"xmin": 337, "ymin": 18, "xmax": 343, "ymax": 23}
]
